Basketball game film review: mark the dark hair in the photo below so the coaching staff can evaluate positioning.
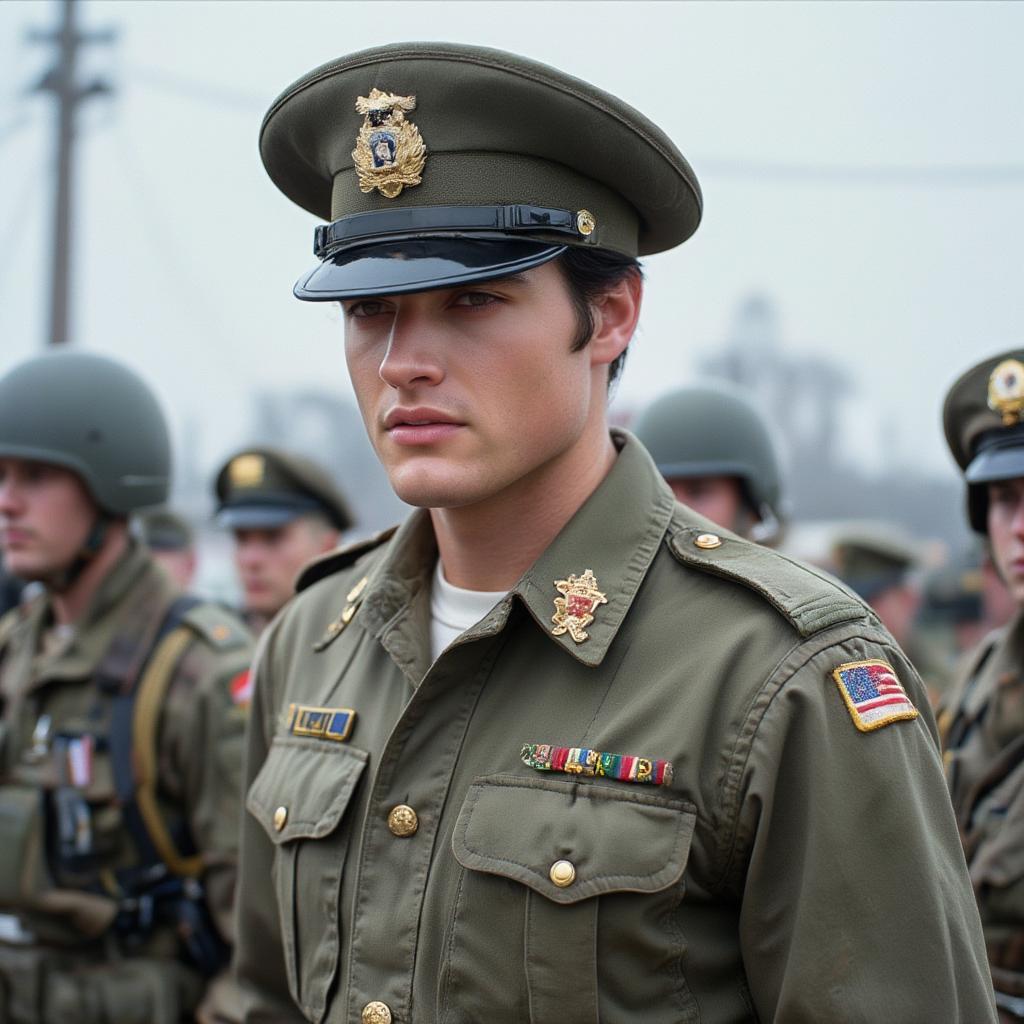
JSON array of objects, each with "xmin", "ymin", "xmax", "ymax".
[{"xmin": 557, "ymin": 247, "xmax": 643, "ymax": 386}]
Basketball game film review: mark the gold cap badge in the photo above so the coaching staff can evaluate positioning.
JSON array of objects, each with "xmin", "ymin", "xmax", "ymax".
[
  {"xmin": 352, "ymin": 89, "xmax": 427, "ymax": 199},
  {"xmin": 551, "ymin": 569, "xmax": 608, "ymax": 644},
  {"xmin": 988, "ymin": 358, "xmax": 1024, "ymax": 426},
  {"xmin": 229, "ymin": 453, "xmax": 265, "ymax": 489}
]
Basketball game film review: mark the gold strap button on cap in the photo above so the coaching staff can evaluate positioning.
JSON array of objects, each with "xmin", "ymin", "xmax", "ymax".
[
  {"xmin": 694, "ymin": 533, "xmax": 722, "ymax": 550},
  {"xmin": 387, "ymin": 804, "xmax": 419, "ymax": 837},
  {"xmin": 273, "ymin": 806, "xmax": 288, "ymax": 831},
  {"xmin": 549, "ymin": 859, "xmax": 576, "ymax": 887},
  {"xmin": 362, "ymin": 1001, "xmax": 392, "ymax": 1024}
]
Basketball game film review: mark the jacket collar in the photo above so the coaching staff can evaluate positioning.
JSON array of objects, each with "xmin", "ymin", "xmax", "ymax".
[{"xmin": 360, "ymin": 430, "xmax": 675, "ymax": 675}]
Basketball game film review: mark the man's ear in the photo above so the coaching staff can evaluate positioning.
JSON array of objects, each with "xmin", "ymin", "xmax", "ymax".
[{"xmin": 587, "ymin": 271, "xmax": 643, "ymax": 368}]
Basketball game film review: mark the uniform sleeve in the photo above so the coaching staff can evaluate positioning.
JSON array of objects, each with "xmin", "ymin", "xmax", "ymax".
[
  {"xmin": 232, "ymin": 624, "xmax": 306, "ymax": 1023},
  {"xmin": 731, "ymin": 631, "xmax": 997, "ymax": 1022}
]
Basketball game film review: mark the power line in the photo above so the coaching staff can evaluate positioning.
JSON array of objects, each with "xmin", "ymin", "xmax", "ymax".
[
  {"xmin": 698, "ymin": 159, "xmax": 1024, "ymax": 186},
  {"xmin": 125, "ymin": 64, "xmax": 266, "ymax": 112},
  {"xmin": 0, "ymin": 111, "xmax": 33, "ymax": 149}
]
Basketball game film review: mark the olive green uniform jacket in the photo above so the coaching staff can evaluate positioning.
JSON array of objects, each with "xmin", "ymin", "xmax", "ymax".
[
  {"xmin": 0, "ymin": 541, "xmax": 252, "ymax": 1023},
  {"xmin": 943, "ymin": 612, "xmax": 1024, "ymax": 1013},
  {"xmin": 236, "ymin": 433, "xmax": 995, "ymax": 1023}
]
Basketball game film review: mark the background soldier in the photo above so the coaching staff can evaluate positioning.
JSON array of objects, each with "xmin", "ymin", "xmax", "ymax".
[
  {"xmin": 830, "ymin": 523, "xmax": 921, "ymax": 650},
  {"xmin": 132, "ymin": 507, "xmax": 198, "ymax": 592},
  {"xmin": 235, "ymin": 42, "xmax": 995, "ymax": 1022},
  {"xmin": 941, "ymin": 350, "xmax": 1024, "ymax": 1021},
  {"xmin": 0, "ymin": 351, "xmax": 252, "ymax": 1024},
  {"xmin": 213, "ymin": 447, "xmax": 353, "ymax": 635},
  {"xmin": 632, "ymin": 381, "xmax": 784, "ymax": 541}
]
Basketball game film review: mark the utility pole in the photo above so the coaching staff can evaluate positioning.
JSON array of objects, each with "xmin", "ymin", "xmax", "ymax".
[{"xmin": 28, "ymin": 0, "xmax": 116, "ymax": 346}]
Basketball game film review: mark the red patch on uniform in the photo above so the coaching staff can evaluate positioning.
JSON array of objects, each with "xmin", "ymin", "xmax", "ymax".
[
  {"xmin": 230, "ymin": 669, "xmax": 253, "ymax": 706},
  {"xmin": 567, "ymin": 594, "xmax": 595, "ymax": 617}
]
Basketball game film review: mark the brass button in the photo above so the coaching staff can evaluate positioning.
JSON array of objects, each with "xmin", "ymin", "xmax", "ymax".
[
  {"xmin": 362, "ymin": 1001, "xmax": 392, "ymax": 1024},
  {"xmin": 388, "ymin": 805, "xmax": 419, "ymax": 838},
  {"xmin": 694, "ymin": 533, "xmax": 722, "ymax": 550},
  {"xmin": 576, "ymin": 209, "xmax": 597, "ymax": 235},
  {"xmin": 549, "ymin": 859, "xmax": 576, "ymax": 887},
  {"xmin": 273, "ymin": 806, "xmax": 288, "ymax": 831}
]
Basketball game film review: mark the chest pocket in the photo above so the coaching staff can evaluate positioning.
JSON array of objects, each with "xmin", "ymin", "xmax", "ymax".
[
  {"xmin": 444, "ymin": 773, "xmax": 697, "ymax": 1024},
  {"xmin": 246, "ymin": 736, "xmax": 367, "ymax": 1024}
]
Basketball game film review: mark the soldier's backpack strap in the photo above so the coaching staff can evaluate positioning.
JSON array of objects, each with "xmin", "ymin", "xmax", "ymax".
[
  {"xmin": 297, "ymin": 525, "xmax": 398, "ymax": 593},
  {"xmin": 667, "ymin": 523, "xmax": 871, "ymax": 638},
  {"xmin": 107, "ymin": 595, "xmax": 204, "ymax": 879}
]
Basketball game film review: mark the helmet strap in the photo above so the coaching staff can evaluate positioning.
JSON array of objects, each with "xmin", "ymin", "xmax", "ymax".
[{"xmin": 47, "ymin": 514, "xmax": 110, "ymax": 593}]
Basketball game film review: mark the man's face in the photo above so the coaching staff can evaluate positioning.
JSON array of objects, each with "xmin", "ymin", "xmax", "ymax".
[
  {"xmin": 0, "ymin": 458, "xmax": 97, "ymax": 580},
  {"xmin": 667, "ymin": 475, "xmax": 749, "ymax": 535},
  {"xmin": 232, "ymin": 516, "xmax": 337, "ymax": 617},
  {"xmin": 987, "ymin": 477, "xmax": 1024, "ymax": 605},
  {"xmin": 342, "ymin": 261, "xmax": 602, "ymax": 509}
]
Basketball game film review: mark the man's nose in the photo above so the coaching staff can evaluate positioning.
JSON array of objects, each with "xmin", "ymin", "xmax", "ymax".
[{"xmin": 377, "ymin": 307, "xmax": 445, "ymax": 390}]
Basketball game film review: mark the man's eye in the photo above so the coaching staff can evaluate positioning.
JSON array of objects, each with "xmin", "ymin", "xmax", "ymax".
[
  {"xmin": 452, "ymin": 291, "xmax": 498, "ymax": 308},
  {"xmin": 345, "ymin": 301, "xmax": 390, "ymax": 318}
]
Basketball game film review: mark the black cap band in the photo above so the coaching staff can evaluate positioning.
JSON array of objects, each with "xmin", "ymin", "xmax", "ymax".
[{"xmin": 313, "ymin": 204, "xmax": 596, "ymax": 259}]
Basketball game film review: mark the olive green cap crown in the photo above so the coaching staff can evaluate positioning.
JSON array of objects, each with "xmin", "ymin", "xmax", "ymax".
[
  {"xmin": 132, "ymin": 507, "xmax": 194, "ymax": 551},
  {"xmin": 632, "ymin": 382, "xmax": 783, "ymax": 521},
  {"xmin": 214, "ymin": 446, "xmax": 353, "ymax": 532},
  {"xmin": 830, "ymin": 522, "xmax": 919, "ymax": 601},
  {"xmin": 260, "ymin": 42, "xmax": 702, "ymax": 299},
  {"xmin": 943, "ymin": 349, "xmax": 1024, "ymax": 533},
  {"xmin": 0, "ymin": 351, "xmax": 170, "ymax": 516}
]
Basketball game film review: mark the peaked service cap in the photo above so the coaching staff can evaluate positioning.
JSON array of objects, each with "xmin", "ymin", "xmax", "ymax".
[
  {"xmin": 214, "ymin": 447, "xmax": 353, "ymax": 532},
  {"xmin": 943, "ymin": 349, "xmax": 1024, "ymax": 533},
  {"xmin": 260, "ymin": 42, "xmax": 702, "ymax": 300}
]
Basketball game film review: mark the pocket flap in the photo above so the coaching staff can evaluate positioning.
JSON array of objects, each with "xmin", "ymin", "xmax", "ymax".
[
  {"xmin": 246, "ymin": 735, "xmax": 367, "ymax": 844},
  {"xmin": 452, "ymin": 774, "xmax": 696, "ymax": 904}
]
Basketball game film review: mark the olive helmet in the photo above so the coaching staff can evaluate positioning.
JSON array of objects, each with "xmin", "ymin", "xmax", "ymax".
[
  {"xmin": 0, "ymin": 351, "xmax": 171, "ymax": 516},
  {"xmin": 633, "ymin": 381, "xmax": 784, "ymax": 525}
]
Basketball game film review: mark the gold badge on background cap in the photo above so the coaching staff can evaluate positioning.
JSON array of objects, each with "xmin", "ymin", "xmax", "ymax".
[
  {"xmin": 352, "ymin": 89, "xmax": 427, "ymax": 199},
  {"xmin": 551, "ymin": 569, "xmax": 608, "ymax": 644},
  {"xmin": 988, "ymin": 358, "xmax": 1024, "ymax": 426},
  {"xmin": 229, "ymin": 453, "xmax": 265, "ymax": 489}
]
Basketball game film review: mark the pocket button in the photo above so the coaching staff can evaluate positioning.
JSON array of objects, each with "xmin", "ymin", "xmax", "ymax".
[
  {"xmin": 273, "ymin": 806, "xmax": 288, "ymax": 831},
  {"xmin": 549, "ymin": 859, "xmax": 577, "ymax": 887}
]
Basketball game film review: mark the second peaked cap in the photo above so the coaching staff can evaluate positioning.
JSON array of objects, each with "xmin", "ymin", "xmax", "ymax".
[
  {"xmin": 215, "ymin": 447, "xmax": 353, "ymax": 532},
  {"xmin": 260, "ymin": 42, "xmax": 702, "ymax": 300}
]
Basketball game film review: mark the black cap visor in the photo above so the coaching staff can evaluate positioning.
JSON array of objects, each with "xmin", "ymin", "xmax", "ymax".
[
  {"xmin": 965, "ymin": 431, "xmax": 1024, "ymax": 486},
  {"xmin": 218, "ymin": 495, "xmax": 325, "ymax": 530},
  {"xmin": 294, "ymin": 237, "xmax": 567, "ymax": 301}
]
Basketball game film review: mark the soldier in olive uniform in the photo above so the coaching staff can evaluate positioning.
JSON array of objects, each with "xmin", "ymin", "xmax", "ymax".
[
  {"xmin": 214, "ymin": 448, "xmax": 353, "ymax": 635},
  {"xmin": 132, "ymin": 508, "xmax": 198, "ymax": 592},
  {"xmin": 633, "ymin": 381, "xmax": 784, "ymax": 542},
  {"xmin": 941, "ymin": 351, "xmax": 1024, "ymax": 1021},
  {"xmin": 830, "ymin": 523, "xmax": 921, "ymax": 651},
  {"xmin": 235, "ymin": 44, "xmax": 995, "ymax": 1022},
  {"xmin": 0, "ymin": 352, "xmax": 253, "ymax": 1023}
]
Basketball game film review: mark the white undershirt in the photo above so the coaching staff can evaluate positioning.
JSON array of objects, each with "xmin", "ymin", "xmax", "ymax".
[{"xmin": 430, "ymin": 560, "xmax": 508, "ymax": 661}]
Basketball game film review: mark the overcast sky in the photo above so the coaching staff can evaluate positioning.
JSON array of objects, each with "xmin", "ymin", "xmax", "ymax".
[{"xmin": 1, "ymin": 0, "xmax": 1023, "ymax": 492}]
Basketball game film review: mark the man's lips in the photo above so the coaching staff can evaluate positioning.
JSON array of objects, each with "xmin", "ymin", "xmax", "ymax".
[
  {"xmin": 383, "ymin": 407, "xmax": 465, "ymax": 445},
  {"xmin": 1, "ymin": 528, "xmax": 32, "ymax": 547}
]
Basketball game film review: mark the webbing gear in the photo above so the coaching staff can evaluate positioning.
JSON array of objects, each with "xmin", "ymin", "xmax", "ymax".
[{"xmin": 107, "ymin": 595, "xmax": 202, "ymax": 879}]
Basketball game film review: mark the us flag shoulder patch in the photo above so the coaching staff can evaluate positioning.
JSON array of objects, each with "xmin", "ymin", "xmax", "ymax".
[{"xmin": 832, "ymin": 659, "xmax": 919, "ymax": 733}]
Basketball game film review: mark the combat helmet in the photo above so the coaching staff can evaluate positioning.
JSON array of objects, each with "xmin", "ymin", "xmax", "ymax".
[
  {"xmin": 633, "ymin": 381, "xmax": 784, "ymax": 529},
  {"xmin": 0, "ymin": 351, "xmax": 171, "ymax": 516},
  {"xmin": 943, "ymin": 350, "xmax": 1024, "ymax": 533}
]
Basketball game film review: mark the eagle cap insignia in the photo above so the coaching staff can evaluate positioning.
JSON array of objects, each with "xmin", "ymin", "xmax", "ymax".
[
  {"xmin": 988, "ymin": 358, "xmax": 1024, "ymax": 426},
  {"xmin": 551, "ymin": 569, "xmax": 608, "ymax": 644},
  {"xmin": 352, "ymin": 88, "xmax": 427, "ymax": 199}
]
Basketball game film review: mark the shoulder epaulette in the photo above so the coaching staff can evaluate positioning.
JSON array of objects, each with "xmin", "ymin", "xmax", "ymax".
[
  {"xmin": 297, "ymin": 526, "xmax": 398, "ymax": 593},
  {"xmin": 667, "ymin": 522, "xmax": 872, "ymax": 639},
  {"xmin": 179, "ymin": 602, "xmax": 251, "ymax": 650}
]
